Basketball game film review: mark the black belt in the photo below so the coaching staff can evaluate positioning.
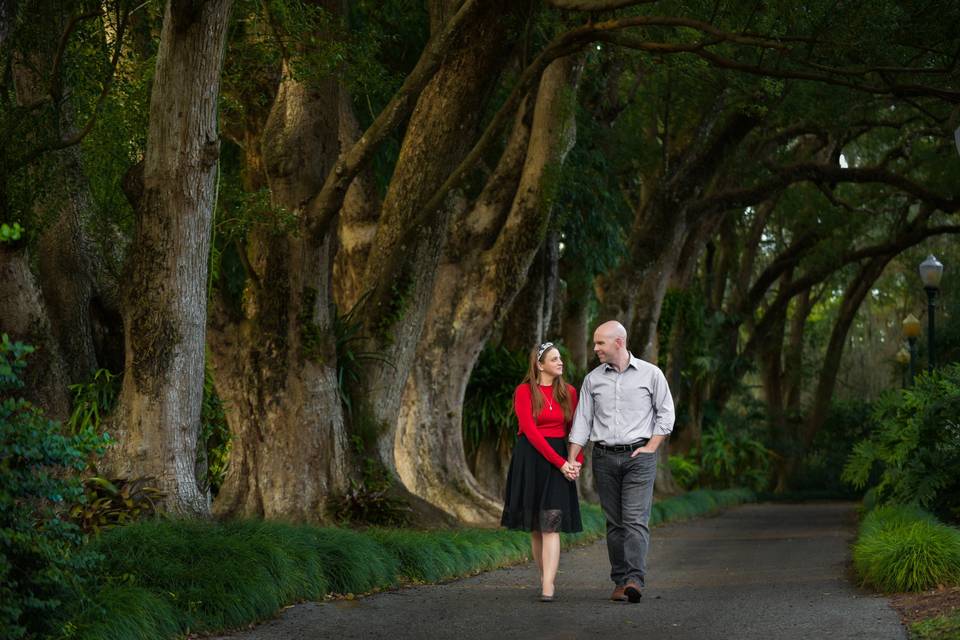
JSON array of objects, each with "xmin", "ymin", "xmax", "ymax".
[{"xmin": 594, "ymin": 439, "xmax": 649, "ymax": 453}]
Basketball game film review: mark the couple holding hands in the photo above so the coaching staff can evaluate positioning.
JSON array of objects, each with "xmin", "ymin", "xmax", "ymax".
[{"xmin": 500, "ymin": 321, "xmax": 676, "ymax": 603}]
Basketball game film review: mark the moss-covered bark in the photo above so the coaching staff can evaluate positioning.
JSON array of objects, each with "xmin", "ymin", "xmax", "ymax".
[{"xmin": 104, "ymin": 0, "xmax": 233, "ymax": 517}]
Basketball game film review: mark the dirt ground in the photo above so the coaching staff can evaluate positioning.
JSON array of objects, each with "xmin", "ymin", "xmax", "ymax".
[{"xmin": 890, "ymin": 586, "xmax": 960, "ymax": 626}]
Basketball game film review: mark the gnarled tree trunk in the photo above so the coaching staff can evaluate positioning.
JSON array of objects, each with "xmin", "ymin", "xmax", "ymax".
[
  {"xmin": 395, "ymin": 54, "xmax": 583, "ymax": 522},
  {"xmin": 355, "ymin": 0, "xmax": 518, "ymax": 477},
  {"xmin": 209, "ymin": 67, "xmax": 350, "ymax": 521},
  {"xmin": 0, "ymin": 245, "xmax": 71, "ymax": 417}
]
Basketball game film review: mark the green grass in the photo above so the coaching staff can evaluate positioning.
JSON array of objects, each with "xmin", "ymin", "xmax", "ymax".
[
  {"xmin": 912, "ymin": 609, "xmax": 960, "ymax": 640},
  {"xmin": 63, "ymin": 490, "xmax": 753, "ymax": 640},
  {"xmin": 853, "ymin": 504, "xmax": 960, "ymax": 593}
]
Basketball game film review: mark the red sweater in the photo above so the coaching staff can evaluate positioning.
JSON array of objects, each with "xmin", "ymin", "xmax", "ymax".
[{"xmin": 513, "ymin": 383, "xmax": 583, "ymax": 469}]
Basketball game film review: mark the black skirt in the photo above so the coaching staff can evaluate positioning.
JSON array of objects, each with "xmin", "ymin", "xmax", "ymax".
[{"xmin": 501, "ymin": 435, "xmax": 582, "ymax": 533}]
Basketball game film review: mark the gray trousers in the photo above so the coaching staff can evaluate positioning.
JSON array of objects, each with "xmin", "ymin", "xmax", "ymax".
[{"xmin": 593, "ymin": 447, "xmax": 658, "ymax": 587}]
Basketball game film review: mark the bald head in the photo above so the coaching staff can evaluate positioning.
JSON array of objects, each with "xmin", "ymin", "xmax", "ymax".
[
  {"xmin": 592, "ymin": 320, "xmax": 629, "ymax": 370},
  {"xmin": 596, "ymin": 320, "xmax": 627, "ymax": 342}
]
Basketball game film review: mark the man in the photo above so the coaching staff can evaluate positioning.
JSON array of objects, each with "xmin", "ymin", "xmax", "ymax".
[{"xmin": 567, "ymin": 320, "xmax": 675, "ymax": 603}]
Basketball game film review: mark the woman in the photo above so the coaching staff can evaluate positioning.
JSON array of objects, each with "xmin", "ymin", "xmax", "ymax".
[{"xmin": 501, "ymin": 341, "xmax": 583, "ymax": 602}]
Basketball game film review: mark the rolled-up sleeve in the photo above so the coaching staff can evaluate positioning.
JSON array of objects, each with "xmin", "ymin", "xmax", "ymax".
[
  {"xmin": 652, "ymin": 367, "xmax": 675, "ymax": 436},
  {"xmin": 568, "ymin": 374, "xmax": 593, "ymax": 446}
]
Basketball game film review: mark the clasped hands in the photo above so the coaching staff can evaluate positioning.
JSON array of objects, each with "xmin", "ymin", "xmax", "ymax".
[{"xmin": 561, "ymin": 460, "xmax": 581, "ymax": 481}]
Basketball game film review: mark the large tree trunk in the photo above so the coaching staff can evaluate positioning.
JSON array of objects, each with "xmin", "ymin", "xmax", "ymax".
[
  {"xmin": 0, "ymin": 245, "xmax": 71, "ymax": 418},
  {"xmin": 560, "ymin": 269, "xmax": 591, "ymax": 371},
  {"xmin": 332, "ymin": 93, "xmax": 381, "ymax": 313},
  {"xmin": 355, "ymin": 0, "xmax": 517, "ymax": 476},
  {"xmin": 395, "ymin": 54, "xmax": 583, "ymax": 522},
  {"xmin": 209, "ymin": 66, "xmax": 350, "ymax": 521},
  {"xmin": 104, "ymin": 0, "xmax": 233, "ymax": 517},
  {"xmin": 500, "ymin": 231, "xmax": 560, "ymax": 352},
  {"xmin": 35, "ymin": 144, "xmax": 125, "ymax": 383}
]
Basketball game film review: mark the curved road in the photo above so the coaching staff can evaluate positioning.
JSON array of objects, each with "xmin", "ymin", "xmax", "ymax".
[{"xmin": 213, "ymin": 502, "xmax": 905, "ymax": 640}]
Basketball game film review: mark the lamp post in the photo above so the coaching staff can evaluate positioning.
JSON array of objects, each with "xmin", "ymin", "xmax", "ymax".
[
  {"xmin": 895, "ymin": 346, "xmax": 910, "ymax": 388},
  {"xmin": 918, "ymin": 254, "xmax": 944, "ymax": 372},
  {"xmin": 902, "ymin": 314, "xmax": 921, "ymax": 386}
]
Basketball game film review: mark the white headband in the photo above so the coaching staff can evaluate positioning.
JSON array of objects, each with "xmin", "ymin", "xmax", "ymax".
[{"xmin": 536, "ymin": 342, "xmax": 554, "ymax": 360}]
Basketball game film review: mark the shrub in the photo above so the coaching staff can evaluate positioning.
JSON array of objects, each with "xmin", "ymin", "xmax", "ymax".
[
  {"xmin": 858, "ymin": 503, "xmax": 937, "ymax": 538},
  {"xmin": 853, "ymin": 517, "xmax": 960, "ymax": 592},
  {"xmin": 0, "ymin": 335, "xmax": 107, "ymax": 639},
  {"xmin": 327, "ymin": 479, "xmax": 413, "ymax": 527},
  {"xmin": 462, "ymin": 346, "xmax": 527, "ymax": 456},
  {"xmin": 698, "ymin": 423, "xmax": 772, "ymax": 492},
  {"xmin": 842, "ymin": 364, "xmax": 960, "ymax": 523},
  {"xmin": 668, "ymin": 453, "xmax": 701, "ymax": 490}
]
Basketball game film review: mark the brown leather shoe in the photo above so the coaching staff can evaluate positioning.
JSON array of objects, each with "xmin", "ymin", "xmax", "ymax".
[
  {"xmin": 610, "ymin": 585, "xmax": 628, "ymax": 602},
  {"xmin": 623, "ymin": 580, "xmax": 642, "ymax": 603}
]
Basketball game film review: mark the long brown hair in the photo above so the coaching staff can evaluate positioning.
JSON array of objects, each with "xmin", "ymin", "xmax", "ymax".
[{"xmin": 524, "ymin": 344, "xmax": 573, "ymax": 422}]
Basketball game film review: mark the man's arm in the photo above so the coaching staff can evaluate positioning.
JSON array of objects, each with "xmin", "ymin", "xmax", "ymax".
[
  {"xmin": 567, "ymin": 375, "xmax": 592, "ymax": 469},
  {"xmin": 631, "ymin": 434, "xmax": 666, "ymax": 456},
  {"xmin": 631, "ymin": 368, "xmax": 675, "ymax": 457}
]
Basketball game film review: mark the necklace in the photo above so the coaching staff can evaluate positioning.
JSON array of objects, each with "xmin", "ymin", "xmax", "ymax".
[{"xmin": 539, "ymin": 385, "xmax": 553, "ymax": 411}]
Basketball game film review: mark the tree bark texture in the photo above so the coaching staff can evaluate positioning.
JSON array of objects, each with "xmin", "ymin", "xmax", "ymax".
[
  {"xmin": 0, "ymin": 246, "xmax": 71, "ymax": 418},
  {"xmin": 500, "ymin": 230, "xmax": 560, "ymax": 353},
  {"xmin": 394, "ymin": 54, "xmax": 584, "ymax": 522},
  {"xmin": 104, "ymin": 0, "xmax": 233, "ymax": 517},
  {"xmin": 355, "ymin": 0, "xmax": 517, "ymax": 474},
  {"xmin": 208, "ymin": 67, "xmax": 350, "ymax": 521},
  {"xmin": 332, "ymin": 92, "xmax": 381, "ymax": 313}
]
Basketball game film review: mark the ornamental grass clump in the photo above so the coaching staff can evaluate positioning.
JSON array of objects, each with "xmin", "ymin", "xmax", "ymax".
[
  {"xmin": 853, "ymin": 513, "xmax": 960, "ymax": 592},
  {"xmin": 859, "ymin": 503, "xmax": 937, "ymax": 538}
]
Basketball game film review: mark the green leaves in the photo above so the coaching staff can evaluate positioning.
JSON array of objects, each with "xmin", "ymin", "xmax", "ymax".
[
  {"xmin": 0, "ymin": 335, "xmax": 105, "ymax": 639},
  {"xmin": 462, "ymin": 346, "xmax": 528, "ymax": 452},
  {"xmin": 70, "ymin": 476, "xmax": 165, "ymax": 535},
  {"xmin": 67, "ymin": 368, "xmax": 120, "ymax": 435},
  {"xmin": 842, "ymin": 364, "xmax": 960, "ymax": 521},
  {"xmin": 698, "ymin": 422, "xmax": 773, "ymax": 492},
  {"xmin": 0, "ymin": 222, "xmax": 23, "ymax": 244}
]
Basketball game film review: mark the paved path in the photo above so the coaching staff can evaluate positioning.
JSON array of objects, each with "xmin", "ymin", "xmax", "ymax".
[{"xmin": 213, "ymin": 502, "xmax": 905, "ymax": 639}]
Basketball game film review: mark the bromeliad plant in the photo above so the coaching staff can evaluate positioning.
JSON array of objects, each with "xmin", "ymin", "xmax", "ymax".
[{"xmin": 70, "ymin": 476, "xmax": 165, "ymax": 535}]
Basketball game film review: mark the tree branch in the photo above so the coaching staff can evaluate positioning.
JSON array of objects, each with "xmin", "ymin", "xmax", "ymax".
[
  {"xmin": 693, "ymin": 161, "xmax": 960, "ymax": 215},
  {"xmin": 15, "ymin": 5, "xmax": 129, "ymax": 169},
  {"xmin": 303, "ymin": 0, "xmax": 484, "ymax": 241}
]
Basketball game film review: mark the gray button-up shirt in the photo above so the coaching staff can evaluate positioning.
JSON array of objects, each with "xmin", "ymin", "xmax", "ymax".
[{"xmin": 569, "ymin": 353, "xmax": 675, "ymax": 446}]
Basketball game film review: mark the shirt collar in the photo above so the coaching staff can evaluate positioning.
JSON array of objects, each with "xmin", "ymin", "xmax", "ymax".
[{"xmin": 604, "ymin": 352, "xmax": 640, "ymax": 373}]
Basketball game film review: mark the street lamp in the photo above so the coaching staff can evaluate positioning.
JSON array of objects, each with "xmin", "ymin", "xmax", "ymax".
[
  {"xmin": 902, "ymin": 313, "xmax": 921, "ymax": 386},
  {"xmin": 895, "ymin": 346, "xmax": 910, "ymax": 388},
  {"xmin": 918, "ymin": 254, "xmax": 944, "ymax": 372}
]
